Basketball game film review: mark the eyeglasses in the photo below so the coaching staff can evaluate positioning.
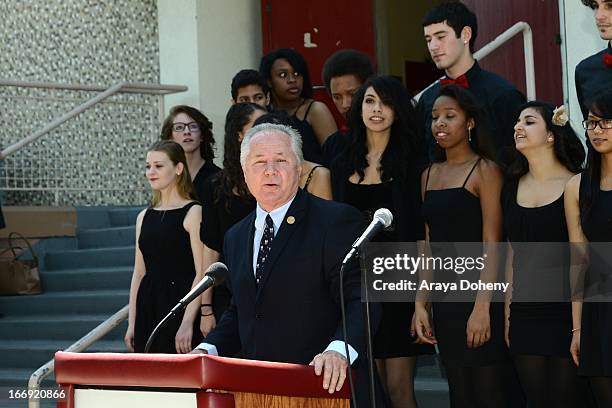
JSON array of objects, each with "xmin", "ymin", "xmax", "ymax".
[
  {"xmin": 172, "ymin": 122, "xmax": 200, "ymax": 132},
  {"xmin": 582, "ymin": 119, "xmax": 612, "ymax": 130}
]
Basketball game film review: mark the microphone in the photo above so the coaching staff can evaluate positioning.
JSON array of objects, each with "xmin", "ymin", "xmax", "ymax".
[
  {"xmin": 342, "ymin": 208, "xmax": 393, "ymax": 264},
  {"xmin": 170, "ymin": 262, "xmax": 228, "ymax": 314},
  {"xmin": 144, "ymin": 262, "xmax": 228, "ymax": 353}
]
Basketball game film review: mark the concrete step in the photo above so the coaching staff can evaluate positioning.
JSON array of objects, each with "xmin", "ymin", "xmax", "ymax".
[
  {"xmin": 415, "ymin": 377, "xmax": 450, "ymax": 408},
  {"xmin": 0, "ymin": 367, "xmax": 56, "ymax": 388},
  {"xmin": 0, "ymin": 339, "xmax": 125, "ymax": 369},
  {"xmin": 44, "ymin": 246, "xmax": 134, "ymax": 270},
  {"xmin": 0, "ymin": 290, "xmax": 128, "ymax": 315},
  {"xmin": 108, "ymin": 207, "xmax": 143, "ymax": 227},
  {"xmin": 0, "ymin": 314, "xmax": 127, "ymax": 341},
  {"xmin": 78, "ymin": 226, "xmax": 135, "ymax": 249},
  {"xmin": 40, "ymin": 266, "xmax": 132, "ymax": 292}
]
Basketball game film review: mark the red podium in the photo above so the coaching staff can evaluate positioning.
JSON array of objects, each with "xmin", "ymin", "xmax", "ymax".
[{"xmin": 54, "ymin": 351, "xmax": 350, "ymax": 407}]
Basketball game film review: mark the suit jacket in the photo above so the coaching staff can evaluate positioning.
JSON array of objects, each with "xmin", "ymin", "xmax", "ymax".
[
  {"xmin": 575, "ymin": 43, "xmax": 612, "ymax": 120},
  {"xmin": 205, "ymin": 188, "xmax": 368, "ymax": 364}
]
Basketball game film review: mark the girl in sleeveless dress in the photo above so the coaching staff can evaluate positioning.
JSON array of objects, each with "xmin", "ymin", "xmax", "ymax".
[
  {"xmin": 259, "ymin": 48, "xmax": 337, "ymax": 164},
  {"xmin": 564, "ymin": 89, "xmax": 612, "ymax": 407},
  {"xmin": 160, "ymin": 105, "xmax": 220, "ymax": 202},
  {"xmin": 504, "ymin": 101, "xmax": 586, "ymax": 407},
  {"xmin": 125, "ymin": 140, "xmax": 204, "ymax": 353},
  {"xmin": 415, "ymin": 85, "xmax": 510, "ymax": 407},
  {"xmin": 330, "ymin": 75, "xmax": 433, "ymax": 408}
]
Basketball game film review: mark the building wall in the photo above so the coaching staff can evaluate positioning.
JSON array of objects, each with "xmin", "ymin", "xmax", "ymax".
[{"xmin": 0, "ymin": 0, "xmax": 161, "ymax": 206}]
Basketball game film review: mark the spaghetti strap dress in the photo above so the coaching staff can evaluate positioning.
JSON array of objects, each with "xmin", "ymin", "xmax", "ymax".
[
  {"xmin": 291, "ymin": 100, "xmax": 324, "ymax": 164},
  {"xmin": 502, "ymin": 179, "xmax": 572, "ymax": 356},
  {"xmin": 134, "ymin": 201, "xmax": 203, "ymax": 353},
  {"xmin": 421, "ymin": 159, "xmax": 508, "ymax": 366},
  {"xmin": 578, "ymin": 176, "xmax": 612, "ymax": 376}
]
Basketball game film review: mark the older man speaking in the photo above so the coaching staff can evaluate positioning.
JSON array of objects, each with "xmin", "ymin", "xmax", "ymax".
[{"xmin": 193, "ymin": 123, "xmax": 378, "ymax": 405}]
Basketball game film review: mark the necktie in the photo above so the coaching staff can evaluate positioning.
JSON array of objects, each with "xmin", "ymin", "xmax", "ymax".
[
  {"xmin": 604, "ymin": 51, "xmax": 612, "ymax": 68},
  {"xmin": 440, "ymin": 74, "xmax": 469, "ymax": 88},
  {"xmin": 255, "ymin": 214, "xmax": 275, "ymax": 285}
]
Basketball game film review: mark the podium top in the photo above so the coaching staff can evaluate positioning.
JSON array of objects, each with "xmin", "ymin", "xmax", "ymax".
[{"xmin": 54, "ymin": 351, "xmax": 350, "ymax": 399}]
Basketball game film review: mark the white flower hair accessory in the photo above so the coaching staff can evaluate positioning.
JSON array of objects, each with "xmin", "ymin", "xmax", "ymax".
[{"xmin": 552, "ymin": 105, "xmax": 569, "ymax": 126}]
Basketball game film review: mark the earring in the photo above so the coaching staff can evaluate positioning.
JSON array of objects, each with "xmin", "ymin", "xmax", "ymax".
[
  {"xmin": 547, "ymin": 137, "xmax": 554, "ymax": 143},
  {"xmin": 468, "ymin": 127, "xmax": 472, "ymax": 142}
]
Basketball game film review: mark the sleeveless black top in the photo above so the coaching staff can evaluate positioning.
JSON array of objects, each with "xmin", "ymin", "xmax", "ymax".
[{"xmin": 291, "ymin": 100, "xmax": 324, "ymax": 164}]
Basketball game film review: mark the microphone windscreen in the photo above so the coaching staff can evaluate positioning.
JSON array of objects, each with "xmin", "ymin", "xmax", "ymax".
[
  {"xmin": 205, "ymin": 262, "xmax": 228, "ymax": 286},
  {"xmin": 374, "ymin": 208, "xmax": 393, "ymax": 228}
]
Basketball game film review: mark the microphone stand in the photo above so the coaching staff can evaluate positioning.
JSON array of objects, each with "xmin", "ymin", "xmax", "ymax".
[
  {"xmin": 144, "ymin": 310, "xmax": 179, "ymax": 353},
  {"xmin": 359, "ymin": 249, "xmax": 377, "ymax": 408}
]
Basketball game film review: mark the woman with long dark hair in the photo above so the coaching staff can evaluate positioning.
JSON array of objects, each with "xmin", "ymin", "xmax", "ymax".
[
  {"xmin": 413, "ymin": 85, "xmax": 509, "ymax": 407},
  {"xmin": 330, "ymin": 75, "xmax": 433, "ymax": 408},
  {"xmin": 260, "ymin": 48, "xmax": 337, "ymax": 164},
  {"xmin": 504, "ymin": 101, "xmax": 585, "ymax": 407},
  {"xmin": 565, "ymin": 89, "xmax": 612, "ymax": 407},
  {"xmin": 161, "ymin": 105, "xmax": 220, "ymax": 201},
  {"xmin": 125, "ymin": 140, "xmax": 204, "ymax": 353}
]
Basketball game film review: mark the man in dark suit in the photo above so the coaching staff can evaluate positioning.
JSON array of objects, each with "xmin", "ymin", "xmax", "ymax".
[
  {"xmin": 193, "ymin": 122, "xmax": 380, "ymax": 405},
  {"xmin": 576, "ymin": 0, "xmax": 612, "ymax": 119}
]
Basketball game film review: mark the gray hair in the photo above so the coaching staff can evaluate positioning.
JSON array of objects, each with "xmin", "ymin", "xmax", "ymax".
[{"xmin": 240, "ymin": 123, "xmax": 304, "ymax": 166}]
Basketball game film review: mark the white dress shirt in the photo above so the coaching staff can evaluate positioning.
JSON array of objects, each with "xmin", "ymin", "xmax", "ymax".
[{"xmin": 197, "ymin": 195, "xmax": 357, "ymax": 364}]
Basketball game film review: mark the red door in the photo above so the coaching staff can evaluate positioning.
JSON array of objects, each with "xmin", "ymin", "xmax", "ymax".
[{"xmin": 261, "ymin": 0, "xmax": 376, "ymax": 125}]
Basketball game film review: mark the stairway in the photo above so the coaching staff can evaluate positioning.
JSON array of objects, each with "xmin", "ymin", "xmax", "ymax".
[{"xmin": 0, "ymin": 206, "xmax": 141, "ymax": 407}]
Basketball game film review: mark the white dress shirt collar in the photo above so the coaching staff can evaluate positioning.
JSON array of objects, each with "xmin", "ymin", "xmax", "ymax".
[{"xmin": 254, "ymin": 195, "xmax": 296, "ymax": 237}]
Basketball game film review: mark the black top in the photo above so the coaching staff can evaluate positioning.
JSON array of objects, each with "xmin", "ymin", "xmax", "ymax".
[
  {"xmin": 330, "ymin": 155, "xmax": 425, "ymax": 241},
  {"xmin": 502, "ymin": 179, "xmax": 570, "ymax": 303},
  {"xmin": 321, "ymin": 129, "xmax": 352, "ymax": 167},
  {"xmin": 415, "ymin": 62, "xmax": 526, "ymax": 163},
  {"xmin": 575, "ymin": 42, "xmax": 612, "ymax": 120},
  {"xmin": 421, "ymin": 160, "xmax": 482, "ymax": 242},
  {"xmin": 199, "ymin": 172, "xmax": 255, "ymax": 253},
  {"xmin": 344, "ymin": 180, "xmax": 397, "ymax": 242},
  {"xmin": 192, "ymin": 160, "xmax": 221, "ymax": 203},
  {"xmin": 290, "ymin": 100, "xmax": 324, "ymax": 164},
  {"xmin": 580, "ymin": 184, "xmax": 612, "ymax": 243}
]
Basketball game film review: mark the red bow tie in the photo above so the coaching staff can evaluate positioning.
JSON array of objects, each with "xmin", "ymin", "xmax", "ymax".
[
  {"xmin": 440, "ymin": 74, "xmax": 469, "ymax": 88},
  {"xmin": 604, "ymin": 52, "xmax": 612, "ymax": 68}
]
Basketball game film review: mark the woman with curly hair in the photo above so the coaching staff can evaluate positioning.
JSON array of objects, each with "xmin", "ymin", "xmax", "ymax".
[
  {"xmin": 161, "ymin": 105, "xmax": 220, "ymax": 201},
  {"xmin": 503, "ymin": 101, "xmax": 586, "ymax": 407}
]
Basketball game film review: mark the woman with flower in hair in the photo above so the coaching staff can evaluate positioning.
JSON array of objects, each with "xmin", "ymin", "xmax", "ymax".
[
  {"xmin": 504, "ymin": 102, "xmax": 586, "ymax": 407},
  {"xmin": 565, "ymin": 89, "xmax": 612, "ymax": 407}
]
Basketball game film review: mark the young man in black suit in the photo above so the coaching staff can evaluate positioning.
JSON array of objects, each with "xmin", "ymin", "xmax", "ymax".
[
  {"xmin": 415, "ymin": 1, "xmax": 525, "ymax": 164},
  {"xmin": 576, "ymin": 0, "xmax": 612, "ymax": 119},
  {"xmin": 193, "ymin": 123, "xmax": 383, "ymax": 406}
]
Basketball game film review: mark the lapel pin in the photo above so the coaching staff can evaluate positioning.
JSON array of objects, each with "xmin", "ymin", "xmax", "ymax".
[{"xmin": 286, "ymin": 216, "xmax": 295, "ymax": 225}]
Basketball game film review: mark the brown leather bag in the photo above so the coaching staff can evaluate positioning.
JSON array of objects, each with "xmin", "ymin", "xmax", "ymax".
[{"xmin": 0, "ymin": 232, "xmax": 41, "ymax": 295}]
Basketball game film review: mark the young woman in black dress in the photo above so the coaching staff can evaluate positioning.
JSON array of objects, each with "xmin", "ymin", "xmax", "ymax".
[
  {"xmin": 504, "ymin": 101, "xmax": 585, "ymax": 407},
  {"xmin": 330, "ymin": 75, "xmax": 432, "ymax": 408},
  {"xmin": 414, "ymin": 85, "xmax": 509, "ymax": 407},
  {"xmin": 199, "ymin": 103, "xmax": 267, "ymax": 333},
  {"xmin": 565, "ymin": 89, "xmax": 612, "ymax": 407},
  {"xmin": 161, "ymin": 105, "xmax": 220, "ymax": 201},
  {"xmin": 125, "ymin": 140, "xmax": 204, "ymax": 353},
  {"xmin": 259, "ymin": 48, "xmax": 337, "ymax": 163}
]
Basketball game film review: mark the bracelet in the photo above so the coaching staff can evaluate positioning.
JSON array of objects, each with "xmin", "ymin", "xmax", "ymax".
[
  {"xmin": 201, "ymin": 312, "xmax": 214, "ymax": 317},
  {"xmin": 572, "ymin": 328, "xmax": 581, "ymax": 333},
  {"xmin": 200, "ymin": 304, "xmax": 213, "ymax": 308}
]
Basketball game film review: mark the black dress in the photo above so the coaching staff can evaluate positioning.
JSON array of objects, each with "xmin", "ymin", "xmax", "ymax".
[
  {"xmin": 200, "ymin": 173, "xmax": 255, "ymax": 320},
  {"xmin": 344, "ymin": 180, "xmax": 435, "ymax": 358},
  {"xmin": 421, "ymin": 160, "xmax": 508, "ymax": 366},
  {"xmin": 191, "ymin": 160, "xmax": 221, "ymax": 203},
  {"xmin": 578, "ymin": 177, "xmax": 612, "ymax": 376},
  {"xmin": 503, "ymin": 180, "xmax": 572, "ymax": 356},
  {"xmin": 290, "ymin": 100, "xmax": 324, "ymax": 164},
  {"xmin": 134, "ymin": 202, "xmax": 203, "ymax": 353}
]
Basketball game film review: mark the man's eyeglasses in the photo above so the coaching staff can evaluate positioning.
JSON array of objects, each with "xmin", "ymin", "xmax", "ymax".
[
  {"xmin": 172, "ymin": 122, "xmax": 200, "ymax": 132},
  {"xmin": 582, "ymin": 119, "xmax": 612, "ymax": 130}
]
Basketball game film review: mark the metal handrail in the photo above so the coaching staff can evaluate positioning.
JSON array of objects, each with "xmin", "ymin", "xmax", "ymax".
[
  {"xmin": 415, "ymin": 21, "xmax": 536, "ymax": 101},
  {"xmin": 27, "ymin": 306, "xmax": 129, "ymax": 408},
  {"xmin": 0, "ymin": 80, "xmax": 187, "ymax": 159}
]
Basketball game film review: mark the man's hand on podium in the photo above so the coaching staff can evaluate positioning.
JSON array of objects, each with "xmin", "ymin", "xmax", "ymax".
[{"xmin": 309, "ymin": 350, "xmax": 348, "ymax": 394}]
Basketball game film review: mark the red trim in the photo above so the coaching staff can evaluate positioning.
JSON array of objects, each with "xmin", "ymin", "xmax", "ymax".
[
  {"xmin": 56, "ymin": 384, "xmax": 74, "ymax": 408},
  {"xmin": 54, "ymin": 352, "xmax": 350, "ymax": 399}
]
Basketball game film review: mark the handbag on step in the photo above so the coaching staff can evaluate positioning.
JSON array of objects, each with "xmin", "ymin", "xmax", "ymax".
[{"xmin": 0, "ymin": 232, "xmax": 41, "ymax": 295}]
